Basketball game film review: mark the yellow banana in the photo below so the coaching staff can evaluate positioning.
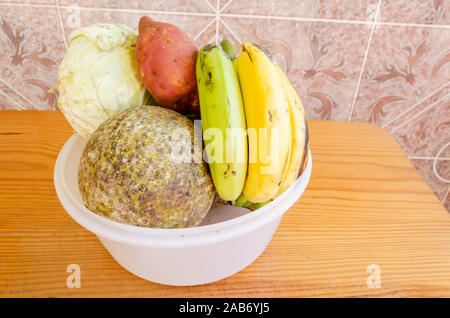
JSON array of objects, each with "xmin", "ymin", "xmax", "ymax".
[
  {"xmin": 274, "ymin": 65, "xmax": 309, "ymax": 197},
  {"xmin": 234, "ymin": 42, "xmax": 291, "ymax": 203}
]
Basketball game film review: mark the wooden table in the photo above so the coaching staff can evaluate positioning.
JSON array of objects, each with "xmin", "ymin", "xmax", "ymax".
[{"xmin": 0, "ymin": 110, "xmax": 449, "ymax": 297}]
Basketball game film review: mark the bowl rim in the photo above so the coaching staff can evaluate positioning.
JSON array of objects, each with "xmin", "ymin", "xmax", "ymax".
[{"xmin": 54, "ymin": 134, "xmax": 312, "ymax": 248}]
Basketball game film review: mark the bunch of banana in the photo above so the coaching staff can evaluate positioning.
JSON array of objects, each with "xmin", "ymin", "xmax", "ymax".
[
  {"xmin": 196, "ymin": 41, "xmax": 248, "ymax": 201},
  {"xmin": 234, "ymin": 42, "xmax": 309, "ymax": 204},
  {"xmin": 196, "ymin": 40, "xmax": 308, "ymax": 206},
  {"xmin": 233, "ymin": 42, "xmax": 291, "ymax": 203}
]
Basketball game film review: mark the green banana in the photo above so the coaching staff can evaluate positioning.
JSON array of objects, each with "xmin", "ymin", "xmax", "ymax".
[{"xmin": 196, "ymin": 41, "xmax": 248, "ymax": 201}]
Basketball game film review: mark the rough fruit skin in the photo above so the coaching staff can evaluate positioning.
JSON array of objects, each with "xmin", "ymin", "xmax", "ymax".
[
  {"xmin": 78, "ymin": 105, "xmax": 214, "ymax": 228},
  {"xmin": 135, "ymin": 17, "xmax": 199, "ymax": 116}
]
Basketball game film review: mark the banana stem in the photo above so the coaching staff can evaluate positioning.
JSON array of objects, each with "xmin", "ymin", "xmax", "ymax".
[
  {"xmin": 246, "ymin": 201, "xmax": 271, "ymax": 211},
  {"xmin": 233, "ymin": 192, "xmax": 272, "ymax": 211},
  {"xmin": 233, "ymin": 192, "xmax": 251, "ymax": 207},
  {"xmin": 221, "ymin": 39, "xmax": 236, "ymax": 60}
]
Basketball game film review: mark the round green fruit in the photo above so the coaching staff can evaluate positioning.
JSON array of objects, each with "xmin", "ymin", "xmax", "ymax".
[{"xmin": 78, "ymin": 105, "xmax": 215, "ymax": 228}]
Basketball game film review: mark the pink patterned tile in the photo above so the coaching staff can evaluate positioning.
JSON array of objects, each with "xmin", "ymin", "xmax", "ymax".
[
  {"xmin": 221, "ymin": 0, "xmax": 316, "ymax": 18},
  {"xmin": 435, "ymin": 144, "xmax": 450, "ymax": 196},
  {"xmin": 59, "ymin": 8, "xmax": 214, "ymax": 47},
  {"xmin": 220, "ymin": 17, "xmax": 370, "ymax": 120},
  {"xmin": 351, "ymin": 26, "xmax": 450, "ymax": 127},
  {"xmin": 0, "ymin": 5, "xmax": 65, "ymax": 110},
  {"xmin": 59, "ymin": 8, "xmax": 138, "ymax": 36},
  {"xmin": 409, "ymin": 159, "xmax": 449, "ymax": 205},
  {"xmin": 213, "ymin": 18, "xmax": 239, "ymax": 49},
  {"xmin": 444, "ymin": 187, "xmax": 450, "ymax": 211},
  {"xmin": 384, "ymin": 84, "xmax": 450, "ymax": 131},
  {"xmin": 221, "ymin": 0, "xmax": 378, "ymax": 21},
  {"xmin": 442, "ymin": 2, "xmax": 450, "ymax": 24},
  {"xmin": 436, "ymin": 158, "xmax": 450, "ymax": 183},
  {"xmin": 192, "ymin": 18, "xmax": 241, "ymax": 52},
  {"xmin": 58, "ymin": 0, "xmax": 216, "ymax": 13},
  {"xmin": 392, "ymin": 94, "xmax": 449, "ymax": 158},
  {"xmin": 437, "ymin": 141, "xmax": 450, "ymax": 158},
  {"xmin": 4, "ymin": 1, "xmax": 56, "ymax": 4},
  {"xmin": 197, "ymin": 18, "xmax": 220, "ymax": 46},
  {"xmin": 315, "ymin": 0, "xmax": 379, "ymax": 21},
  {"xmin": 130, "ymin": 0, "xmax": 216, "ymax": 12},
  {"xmin": 58, "ymin": 0, "xmax": 121, "ymax": 8},
  {"xmin": 0, "ymin": 81, "xmax": 30, "ymax": 110},
  {"xmin": 379, "ymin": 0, "xmax": 448, "ymax": 25}
]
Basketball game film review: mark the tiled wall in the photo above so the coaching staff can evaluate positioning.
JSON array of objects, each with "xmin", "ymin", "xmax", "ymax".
[{"xmin": 0, "ymin": 0, "xmax": 449, "ymax": 210}]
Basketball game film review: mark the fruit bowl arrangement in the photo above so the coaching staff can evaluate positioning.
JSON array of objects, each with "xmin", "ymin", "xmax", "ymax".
[{"xmin": 53, "ymin": 17, "xmax": 311, "ymax": 285}]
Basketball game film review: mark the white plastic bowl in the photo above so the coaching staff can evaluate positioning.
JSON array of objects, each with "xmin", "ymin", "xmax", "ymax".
[{"xmin": 54, "ymin": 134, "xmax": 312, "ymax": 286}]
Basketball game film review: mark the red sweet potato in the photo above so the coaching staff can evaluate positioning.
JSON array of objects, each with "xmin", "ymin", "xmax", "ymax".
[{"xmin": 136, "ymin": 16, "xmax": 199, "ymax": 116}]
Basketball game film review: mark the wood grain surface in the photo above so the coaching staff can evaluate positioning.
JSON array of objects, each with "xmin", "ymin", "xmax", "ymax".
[{"xmin": 0, "ymin": 110, "xmax": 449, "ymax": 297}]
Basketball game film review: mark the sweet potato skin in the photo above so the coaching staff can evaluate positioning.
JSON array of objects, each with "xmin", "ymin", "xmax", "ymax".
[{"xmin": 136, "ymin": 16, "xmax": 199, "ymax": 115}]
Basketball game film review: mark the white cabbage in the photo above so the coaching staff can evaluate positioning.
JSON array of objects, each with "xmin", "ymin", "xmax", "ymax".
[{"xmin": 56, "ymin": 23, "xmax": 151, "ymax": 138}]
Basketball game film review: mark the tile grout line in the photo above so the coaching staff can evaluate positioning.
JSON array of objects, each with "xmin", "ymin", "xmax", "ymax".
[
  {"xmin": 218, "ymin": 13, "xmax": 450, "ymax": 29},
  {"xmin": 198, "ymin": 0, "xmax": 218, "ymax": 44},
  {"xmin": 193, "ymin": 16, "xmax": 218, "ymax": 41},
  {"xmin": 215, "ymin": 0, "xmax": 220, "ymax": 44},
  {"xmin": 442, "ymin": 186, "xmax": 450, "ymax": 205},
  {"xmin": 219, "ymin": 0, "xmax": 233, "ymax": 13},
  {"xmin": 1, "ymin": 2, "xmax": 450, "ymax": 29},
  {"xmin": 0, "ymin": 78, "xmax": 42, "ymax": 110},
  {"xmin": 55, "ymin": 0, "xmax": 68, "ymax": 51},
  {"xmin": 0, "ymin": 2, "xmax": 55, "ymax": 9},
  {"xmin": 382, "ymin": 82, "xmax": 450, "ymax": 128},
  {"xmin": 203, "ymin": 0, "xmax": 217, "ymax": 14},
  {"xmin": 77, "ymin": 7, "xmax": 215, "ymax": 17},
  {"xmin": 376, "ymin": 20, "xmax": 450, "ymax": 29},
  {"xmin": 0, "ymin": 89, "xmax": 26, "ymax": 110},
  {"xmin": 433, "ymin": 142, "xmax": 450, "ymax": 183},
  {"xmin": 208, "ymin": 33, "xmax": 217, "ymax": 44},
  {"xmin": 390, "ymin": 92, "xmax": 450, "ymax": 133},
  {"xmin": 347, "ymin": 0, "xmax": 382, "ymax": 121},
  {"xmin": 220, "ymin": 16, "xmax": 242, "ymax": 44},
  {"xmin": 408, "ymin": 156, "xmax": 450, "ymax": 160}
]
